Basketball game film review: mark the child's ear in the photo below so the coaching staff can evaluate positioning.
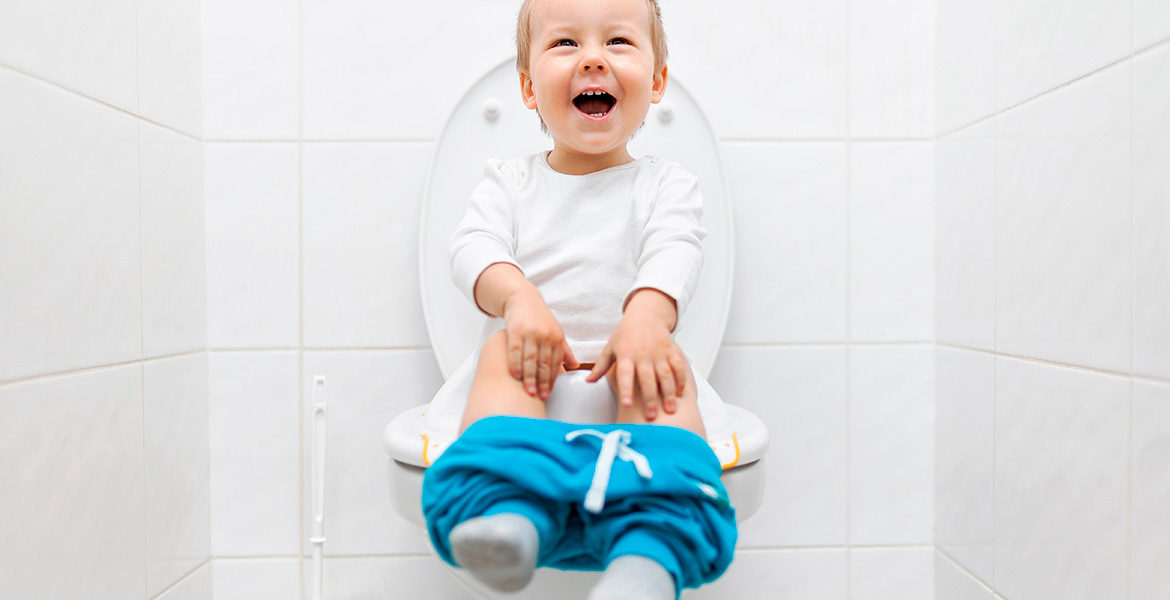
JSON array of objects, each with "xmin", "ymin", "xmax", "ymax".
[
  {"xmin": 519, "ymin": 69, "xmax": 539, "ymax": 109},
  {"xmin": 650, "ymin": 64, "xmax": 668, "ymax": 104}
]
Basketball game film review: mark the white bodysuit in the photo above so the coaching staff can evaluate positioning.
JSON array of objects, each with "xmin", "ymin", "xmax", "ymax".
[
  {"xmin": 450, "ymin": 152, "xmax": 707, "ymax": 362},
  {"xmin": 421, "ymin": 152, "xmax": 735, "ymax": 465}
]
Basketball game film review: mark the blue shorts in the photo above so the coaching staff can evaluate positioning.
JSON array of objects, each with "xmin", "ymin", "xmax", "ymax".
[{"xmin": 421, "ymin": 416, "xmax": 737, "ymax": 594}]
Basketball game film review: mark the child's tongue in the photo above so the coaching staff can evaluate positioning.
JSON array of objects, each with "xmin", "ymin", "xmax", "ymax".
[{"xmin": 576, "ymin": 97, "xmax": 611, "ymax": 116}]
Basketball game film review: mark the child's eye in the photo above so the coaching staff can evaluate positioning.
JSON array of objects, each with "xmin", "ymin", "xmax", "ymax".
[
  {"xmin": 553, "ymin": 39, "xmax": 577, "ymax": 48},
  {"xmin": 608, "ymin": 37, "xmax": 631, "ymax": 45}
]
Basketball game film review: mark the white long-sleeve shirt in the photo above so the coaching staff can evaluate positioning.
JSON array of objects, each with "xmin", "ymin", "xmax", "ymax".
[{"xmin": 449, "ymin": 152, "xmax": 707, "ymax": 363}]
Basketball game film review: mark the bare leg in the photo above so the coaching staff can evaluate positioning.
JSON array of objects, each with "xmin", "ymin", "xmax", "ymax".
[
  {"xmin": 606, "ymin": 355, "xmax": 706, "ymax": 438},
  {"xmin": 460, "ymin": 330, "xmax": 564, "ymax": 434}
]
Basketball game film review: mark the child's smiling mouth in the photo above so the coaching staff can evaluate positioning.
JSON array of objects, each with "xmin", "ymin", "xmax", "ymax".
[{"xmin": 573, "ymin": 90, "xmax": 616, "ymax": 119}]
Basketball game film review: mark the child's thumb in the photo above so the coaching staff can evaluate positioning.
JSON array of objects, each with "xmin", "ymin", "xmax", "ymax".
[{"xmin": 562, "ymin": 341, "xmax": 580, "ymax": 369}]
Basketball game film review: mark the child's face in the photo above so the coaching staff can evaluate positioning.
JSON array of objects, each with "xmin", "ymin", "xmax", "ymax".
[{"xmin": 519, "ymin": 0, "xmax": 667, "ymax": 170}]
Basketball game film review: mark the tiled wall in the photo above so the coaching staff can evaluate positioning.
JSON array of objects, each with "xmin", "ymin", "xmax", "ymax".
[
  {"xmin": 934, "ymin": 0, "xmax": 1170, "ymax": 598},
  {"xmin": 0, "ymin": 0, "xmax": 208, "ymax": 598},
  {"xmin": 202, "ymin": 0, "xmax": 934, "ymax": 598}
]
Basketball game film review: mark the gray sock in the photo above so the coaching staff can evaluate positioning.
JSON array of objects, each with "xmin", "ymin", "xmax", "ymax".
[
  {"xmin": 449, "ymin": 513, "xmax": 539, "ymax": 592},
  {"xmin": 587, "ymin": 555, "xmax": 676, "ymax": 600}
]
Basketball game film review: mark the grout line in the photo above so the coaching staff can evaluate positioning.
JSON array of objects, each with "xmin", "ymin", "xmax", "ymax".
[
  {"xmin": 719, "ymin": 136, "xmax": 934, "ymax": 143},
  {"xmin": 146, "ymin": 558, "xmax": 212, "ymax": 600},
  {"xmin": 0, "ymin": 350, "xmax": 207, "ymax": 388},
  {"xmin": 297, "ymin": 0, "xmax": 307, "ymax": 594},
  {"xmin": 1127, "ymin": 13, "xmax": 1135, "ymax": 596},
  {"xmin": 843, "ymin": 0, "xmax": 853, "ymax": 595},
  {"xmin": 1132, "ymin": 32, "xmax": 1170, "ymax": 57},
  {"xmin": 936, "ymin": 547, "xmax": 997, "ymax": 593},
  {"xmin": 203, "ymin": 138, "xmax": 435, "ymax": 144}
]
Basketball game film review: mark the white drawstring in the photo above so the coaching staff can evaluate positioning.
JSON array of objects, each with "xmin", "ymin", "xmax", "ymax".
[{"xmin": 565, "ymin": 429, "xmax": 654, "ymax": 513}]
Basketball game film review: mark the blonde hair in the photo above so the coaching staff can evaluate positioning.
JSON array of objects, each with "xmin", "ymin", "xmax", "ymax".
[{"xmin": 515, "ymin": 0, "xmax": 669, "ymax": 73}]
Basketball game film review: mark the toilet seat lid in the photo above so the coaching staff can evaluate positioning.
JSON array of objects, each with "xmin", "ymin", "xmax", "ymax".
[{"xmin": 420, "ymin": 58, "xmax": 733, "ymax": 378}]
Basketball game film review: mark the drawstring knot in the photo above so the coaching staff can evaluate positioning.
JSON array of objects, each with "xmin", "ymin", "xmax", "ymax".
[{"xmin": 565, "ymin": 429, "xmax": 653, "ymax": 513}]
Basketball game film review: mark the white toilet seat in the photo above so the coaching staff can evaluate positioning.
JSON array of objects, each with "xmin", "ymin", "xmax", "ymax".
[{"xmin": 383, "ymin": 60, "xmax": 768, "ymax": 598}]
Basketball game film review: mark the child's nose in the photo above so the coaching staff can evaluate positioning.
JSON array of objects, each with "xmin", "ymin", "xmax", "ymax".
[{"xmin": 578, "ymin": 47, "xmax": 608, "ymax": 73}]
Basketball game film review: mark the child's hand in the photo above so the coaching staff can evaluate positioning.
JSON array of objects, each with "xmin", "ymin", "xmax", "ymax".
[
  {"xmin": 586, "ymin": 308, "xmax": 687, "ymax": 420},
  {"xmin": 502, "ymin": 287, "xmax": 579, "ymax": 400}
]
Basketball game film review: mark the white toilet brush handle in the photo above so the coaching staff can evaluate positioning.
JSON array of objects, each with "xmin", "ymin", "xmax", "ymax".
[{"xmin": 311, "ymin": 375, "xmax": 328, "ymax": 600}]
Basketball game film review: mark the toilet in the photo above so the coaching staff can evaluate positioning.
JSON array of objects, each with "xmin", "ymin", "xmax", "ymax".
[{"xmin": 383, "ymin": 58, "xmax": 768, "ymax": 598}]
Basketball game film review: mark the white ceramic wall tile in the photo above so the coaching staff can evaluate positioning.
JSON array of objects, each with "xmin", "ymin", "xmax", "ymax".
[
  {"xmin": 302, "ymin": 143, "xmax": 432, "ymax": 348},
  {"xmin": 850, "ymin": 547, "xmax": 933, "ymax": 600},
  {"xmin": 994, "ymin": 357, "xmax": 1128, "ymax": 600},
  {"xmin": 935, "ymin": 552, "xmax": 994, "ymax": 600},
  {"xmin": 849, "ymin": 345, "xmax": 934, "ymax": 545},
  {"xmin": 935, "ymin": 0, "xmax": 994, "ymax": 134},
  {"xmin": 300, "ymin": 350, "xmax": 444, "ymax": 555},
  {"xmin": 665, "ymin": 0, "xmax": 848, "ymax": 138},
  {"xmin": 302, "ymin": 0, "xmax": 515, "ymax": 139},
  {"xmin": 1133, "ymin": 381, "xmax": 1170, "ymax": 599},
  {"xmin": 205, "ymin": 143, "xmax": 300, "ymax": 349},
  {"xmin": 683, "ymin": 549, "xmax": 847, "ymax": 599},
  {"xmin": 720, "ymin": 143, "xmax": 847, "ymax": 344},
  {"xmin": 138, "ymin": 0, "xmax": 202, "ymax": 137},
  {"xmin": 1134, "ymin": 0, "xmax": 1170, "ymax": 51},
  {"xmin": 1133, "ymin": 44, "xmax": 1170, "ymax": 381},
  {"xmin": 141, "ymin": 123, "xmax": 207, "ymax": 359},
  {"xmin": 303, "ymin": 556, "xmax": 473, "ymax": 600},
  {"xmin": 144, "ymin": 353, "xmax": 211, "ymax": 597},
  {"xmin": 708, "ymin": 346, "xmax": 847, "ymax": 546},
  {"xmin": 934, "ymin": 347, "xmax": 994, "ymax": 583},
  {"xmin": 211, "ymin": 559, "xmax": 300, "ymax": 600},
  {"xmin": 995, "ymin": 0, "xmax": 1129, "ymax": 110},
  {"xmin": 995, "ymin": 63, "xmax": 1130, "ymax": 373},
  {"xmin": 0, "ymin": 366, "xmax": 145, "ymax": 599},
  {"xmin": 0, "ymin": 0, "xmax": 136, "ymax": 111},
  {"xmin": 209, "ymin": 352, "xmax": 301, "ymax": 556},
  {"xmin": 203, "ymin": 0, "xmax": 298, "ymax": 139},
  {"xmin": 850, "ymin": 142, "xmax": 934, "ymax": 342},
  {"xmin": 155, "ymin": 563, "xmax": 211, "ymax": 600},
  {"xmin": 0, "ymin": 69, "xmax": 140, "ymax": 382},
  {"xmin": 849, "ymin": 0, "xmax": 934, "ymax": 138},
  {"xmin": 935, "ymin": 120, "xmax": 995, "ymax": 351}
]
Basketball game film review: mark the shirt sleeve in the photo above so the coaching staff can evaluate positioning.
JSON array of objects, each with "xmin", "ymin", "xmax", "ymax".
[
  {"xmin": 449, "ymin": 160, "xmax": 522, "ymax": 314},
  {"xmin": 628, "ymin": 162, "xmax": 707, "ymax": 319}
]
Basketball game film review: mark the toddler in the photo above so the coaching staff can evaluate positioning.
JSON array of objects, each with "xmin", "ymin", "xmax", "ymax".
[{"xmin": 421, "ymin": 1, "xmax": 737, "ymax": 598}]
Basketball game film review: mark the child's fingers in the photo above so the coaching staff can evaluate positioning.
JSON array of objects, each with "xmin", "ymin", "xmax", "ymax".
[
  {"xmin": 656, "ymin": 359, "xmax": 677, "ymax": 413},
  {"xmin": 537, "ymin": 342, "xmax": 553, "ymax": 399},
  {"xmin": 637, "ymin": 362, "xmax": 660, "ymax": 419},
  {"xmin": 522, "ymin": 337, "xmax": 538, "ymax": 396},
  {"xmin": 669, "ymin": 352, "xmax": 687, "ymax": 396},
  {"xmin": 506, "ymin": 332, "xmax": 523, "ymax": 380},
  {"xmin": 586, "ymin": 348, "xmax": 614, "ymax": 383},
  {"xmin": 615, "ymin": 359, "xmax": 636, "ymax": 406},
  {"xmin": 561, "ymin": 341, "xmax": 580, "ymax": 370}
]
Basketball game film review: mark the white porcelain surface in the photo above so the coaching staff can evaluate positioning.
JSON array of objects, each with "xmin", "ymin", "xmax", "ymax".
[
  {"xmin": 1133, "ymin": 381, "xmax": 1170, "ymax": 599},
  {"xmin": 205, "ymin": 143, "xmax": 300, "ymax": 349},
  {"xmin": 934, "ymin": 347, "xmax": 994, "ymax": 583},
  {"xmin": 935, "ymin": 120, "xmax": 995, "ymax": 351},
  {"xmin": 0, "ymin": 366, "xmax": 145, "ymax": 599},
  {"xmin": 301, "ymin": 0, "xmax": 515, "ymax": 139},
  {"xmin": 850, "ymin": 547, "xmax": 934, "ymax": 600},
  {"xmin": 935, "ymin": 552, "xmax": 995, "ymax": 600},
  {"xmin": 141, "ymin": 123, "xmax": 206, "ymax": 359},
  {"xmin": 1134, "ymin": 0, "xmax": 1170, "ymax": 51},
  {"xmin": 0, "ymin": 0, "xmax": 136, "ymax": 111},
  {"xmin": 1133, "ymin": 44, "xmax": 1170, "ymax": 381},
  {"xmin": 721, "ymin": 143, "xmax": 847, "ymax": 344},
  {"xmin": 849, "ymin": 0, "xmax": 934, "ymax": 138},
  {"xmin": 302, "ymin": 143, "xmax": 432, "ymax": 348},
  {"xmin": 994, "ymin": 357, "xmax": 1128, "ymax": 600},
  {"xmin": 202, "ymin": 0, "xmax": 298, "ymax": 139},
  {"xmin": 0, "ymin": 69, "xmax": 140, "ymax": 382},
  {"xmin": 138, "ymin": 0, "xmax": 202, "ymax": 137},
  {"xmin": 666, "ymin": 0, "xmax": 847, "ymax": 138},
  {"xmin": 995, "ymin": 0, "xmax": 1129, "ymax": 110},
  {"xmin": 211, "ymin": 559, "xmax": 300, "ymax": 600},
  {"xmin": 209, "ymin": 352, "xmax": 301, "ymax": 556},
  {"xmin": 849, "ymin": 345, "xmax": 934, "ymax": 545},
  {"xmin": 709, "ymin": 346, "xmax": 847, "ymax": 546},
  {"xmin": 935, "ymin": 0, "xmax": 994, "ymax": 134},
  {"xmin": 684, "ymin": 549, "xmax": 847, "ymax": 599},
  {"xmin": 303, "ymin": 556, "xmax": 473, "ymax": 600},
  {"xmin": 145, "ymin": 353, "xmax": 211, "ymax": 597},
  {"xmin": 156, "ymin": 563, "xmax": 211, "ymax": 600},
  {"xmin": 850, "ymin": 142, "xmax": 934, "ymax": 342},
  {"xmin": 995, "ymin": 63, "xmax": 1131, "ymax": 373},
  {"xmin": 301, "ymin": 350, "xmax": 443, "ymax": 555}
]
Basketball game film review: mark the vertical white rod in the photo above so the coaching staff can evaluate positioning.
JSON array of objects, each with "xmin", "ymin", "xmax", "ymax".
[{"xmin": 311, "ymin": 376, "xmax": 328, "ymax": 600}]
